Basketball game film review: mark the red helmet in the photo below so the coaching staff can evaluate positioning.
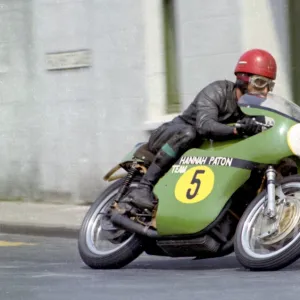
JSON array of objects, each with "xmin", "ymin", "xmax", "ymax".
[{"xmin": 234, "ymin": 49, "xmax": 277, "ymax": 80}]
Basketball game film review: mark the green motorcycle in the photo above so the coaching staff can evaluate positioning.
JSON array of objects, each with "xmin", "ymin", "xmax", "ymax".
[{"xmin": 78, "ymin": 93, "xmax": 300, "ymax": 271}]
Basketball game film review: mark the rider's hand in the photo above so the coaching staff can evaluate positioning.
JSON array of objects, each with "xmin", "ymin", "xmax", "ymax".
[{"xmin": 236, "ymin": 117, "xmax": 262, "ymax": 136}]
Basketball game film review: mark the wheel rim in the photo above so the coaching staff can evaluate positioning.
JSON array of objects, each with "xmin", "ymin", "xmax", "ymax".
[
  {"xmin": 85, "ymin": 183, "xmax": 138, "ymax": 256},
  {"xmin": 241, "ymin": 182, "xmax": 300, "ymax": 259}
]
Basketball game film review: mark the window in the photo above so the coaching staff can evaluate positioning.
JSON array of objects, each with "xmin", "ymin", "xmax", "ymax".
[
  {"xmin": 163, "ymin": 0, "xmax": 180, "ymax": 114},
  {"xmin": 143, "ymin": 0, "xmax": 180, "ymax": 130}
]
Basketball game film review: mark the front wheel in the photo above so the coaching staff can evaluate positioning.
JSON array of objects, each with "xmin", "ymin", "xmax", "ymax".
[
  {"xmin": 78, "ymin": 177, "xmax": 144, "ymax": 269},
  {"xmin": 234, "ymin": 175, "xmax": 300, "ymax": 271}
]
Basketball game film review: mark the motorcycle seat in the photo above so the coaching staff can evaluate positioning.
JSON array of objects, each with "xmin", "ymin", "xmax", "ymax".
[{"xmin": 133, "ymin": 142, "xmax": 155, "ymax": 165}]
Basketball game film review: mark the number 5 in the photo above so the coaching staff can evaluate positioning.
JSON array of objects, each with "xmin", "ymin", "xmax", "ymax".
[{"xmin": 186, "ymin": 169, "xmax": 205, "ymax": 200}]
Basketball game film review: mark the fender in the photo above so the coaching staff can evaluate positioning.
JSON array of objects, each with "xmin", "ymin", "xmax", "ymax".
[{"xmin": 103, "ymin": 164, "xmax": 127, "ymax": 182}]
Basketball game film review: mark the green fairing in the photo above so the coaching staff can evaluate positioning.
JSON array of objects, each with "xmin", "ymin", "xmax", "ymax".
[
  {"xmin": 116, "ymin": 106, "xmax": 297, "ymax": 236},
  {"xmin": 153, "ymin": 106, "xmax": 297, "ymax": 236}
]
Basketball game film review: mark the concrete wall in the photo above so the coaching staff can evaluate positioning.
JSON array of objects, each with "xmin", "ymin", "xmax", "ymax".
[
  {"xmin": 175, "ymin": 0, "xmax": 242, "ymax": 110},
  {"xmin": 0, "ymin": 0, "xmax": 293, "ymax": 204},
  {"xmin": 0, "ymin": 0, "xmax": 148, "ymax": 203},
  {"xmin": 0, "ymin": 0, "xmax": 35, "ymax": 200},
  {"xmin": 175, "ymin": 0, "xmax": 291, "ymax": 111},
  {"xmin": 32, "ymin": 0, "xmax": 149, "ymax": 203},
  {"xmin": 239, "ymin": 0, "xmax": 291, "ymax": 100}
]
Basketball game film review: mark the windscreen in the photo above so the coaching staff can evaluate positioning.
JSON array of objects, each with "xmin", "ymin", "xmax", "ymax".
[{"xmin": 238, "ymin": 93, "xmax": 300, "ymax": 122}]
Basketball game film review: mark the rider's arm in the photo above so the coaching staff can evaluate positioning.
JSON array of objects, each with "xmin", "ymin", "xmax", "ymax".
[{"xmin": 195, "ymin": 86, "xmax": 238, "ymax": 140}]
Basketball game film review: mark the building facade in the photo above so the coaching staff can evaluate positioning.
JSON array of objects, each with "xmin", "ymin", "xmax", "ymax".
[{"xmin": 0, "ymin": 0, "xmax": 296, "ymax": 203}]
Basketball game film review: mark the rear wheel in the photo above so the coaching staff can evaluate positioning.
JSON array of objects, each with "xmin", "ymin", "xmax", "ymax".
[
  {"xmin": 234, "ymin": 175, "xmax": 300, "ymax": 271},
  {"xmin": 78, "ymin": 177, "xmax": 144, "ymax": 269}
]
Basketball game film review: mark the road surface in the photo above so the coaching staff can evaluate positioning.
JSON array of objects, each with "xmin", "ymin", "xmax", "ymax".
[{"xmin": 0, "ymin": 233, "xmax": 300, "ymax": 300}]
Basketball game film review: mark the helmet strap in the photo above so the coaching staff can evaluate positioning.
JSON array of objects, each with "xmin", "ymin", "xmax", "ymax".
[{"xmin": 235, "ymin": 79, "xmax": 248, "ymax": 94}]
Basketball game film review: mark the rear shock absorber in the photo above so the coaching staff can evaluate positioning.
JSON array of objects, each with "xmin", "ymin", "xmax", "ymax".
[{"xmin": 113, "ymin": 159, "xmax": 140, "ymax": 204}]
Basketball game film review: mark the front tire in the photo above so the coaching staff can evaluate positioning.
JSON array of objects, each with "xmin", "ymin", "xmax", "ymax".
[
  {"xmin": 234, "ymin": 175, "xmax": 300, "ymax": 271},
  {"xmin": 78, "ymin": 178, "xmax": 144, "ymax": 269}
]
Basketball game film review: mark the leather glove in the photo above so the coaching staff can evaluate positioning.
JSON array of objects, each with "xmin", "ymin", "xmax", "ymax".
[{"xmin": 236, "ymin": 117, "xmax": 262, "ymax": 136}]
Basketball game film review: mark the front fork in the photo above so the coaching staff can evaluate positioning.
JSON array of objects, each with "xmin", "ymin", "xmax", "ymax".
[
  {"xmin": 264, "ymin": 166, "xmax": 277, "ymax": 218},
  {"xmin": 263, "ymin": 165, "xmax": 287, "ymax": 219},
  {"xmin": 257, "ymin": 166, "xmax": 288, "ymax": 240}
]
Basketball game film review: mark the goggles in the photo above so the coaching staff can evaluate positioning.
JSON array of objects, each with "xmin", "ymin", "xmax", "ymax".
[
  {"xmin": 250, "ymin": 75, "xmax": 275, "ymax": 91},
  {"xmin": 236, "ymin": 73, "xmax": 275, "ymax": 91}
]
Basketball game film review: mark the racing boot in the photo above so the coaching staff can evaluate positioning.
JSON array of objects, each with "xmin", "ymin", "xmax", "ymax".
[{"xmin": 122, "ymin": 146, "xmax": 176, "ymax": 212}]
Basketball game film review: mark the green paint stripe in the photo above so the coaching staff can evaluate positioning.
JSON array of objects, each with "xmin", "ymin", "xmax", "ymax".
[{"xmin": 162, "ymin": 143, "xmax": 177, "ymax": 158}]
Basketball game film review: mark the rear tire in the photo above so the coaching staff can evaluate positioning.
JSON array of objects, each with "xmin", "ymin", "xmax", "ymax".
[
  {"xmin": 78, "ymin": 178, "xmax": 144, "ymax": 269},
  {"xmin": 234, "ymin": 175, "xmax": 300, "ymax": 271}
]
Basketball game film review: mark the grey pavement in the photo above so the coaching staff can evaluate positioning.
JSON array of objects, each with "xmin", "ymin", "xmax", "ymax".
[
  {"xmin": 0, "ymin": 202, "xmax": 89, "ymax": 238},
  {"xmin": 1, "ymin": 233, "xmax": 300, "ymax": 300}
]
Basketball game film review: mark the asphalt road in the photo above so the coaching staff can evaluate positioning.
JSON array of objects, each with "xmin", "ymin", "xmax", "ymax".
[{"xmin": 0, "ymin": 234, "xmax": 300, "ymax": 300}]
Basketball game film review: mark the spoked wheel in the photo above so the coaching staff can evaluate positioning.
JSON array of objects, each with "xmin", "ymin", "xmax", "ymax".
[
  {"xmin": 234, "ymin": 175, "xmax": 300, "ymax": 271},
  {"xmin": 78, "ymin": 178, "xmax": 144, "ymax": 269}
]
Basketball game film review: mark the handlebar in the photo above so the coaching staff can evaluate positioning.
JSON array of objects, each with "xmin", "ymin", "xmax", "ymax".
[{"xmin": 234, "ymin": 119, "xmax": 273, "ymax": 129}]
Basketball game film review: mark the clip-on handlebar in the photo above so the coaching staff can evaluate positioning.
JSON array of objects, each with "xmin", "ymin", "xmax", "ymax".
[{"xmin": 234, "ymin": 119, "xmax": 273, "ymax": 129}]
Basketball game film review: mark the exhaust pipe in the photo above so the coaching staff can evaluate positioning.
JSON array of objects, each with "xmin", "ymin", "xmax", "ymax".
[{"xmin": 110, "ymin": 212, "xmax": 159, "ymax": 239}]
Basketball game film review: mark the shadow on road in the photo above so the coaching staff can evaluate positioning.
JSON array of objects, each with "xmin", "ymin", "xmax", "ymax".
[
  {"xmin": 125, "ymin": 255, "xmax": 243, "ymax": 271},
  {"xmin": 124, "ymin": 255, "xmax": 300, "ymax": 272},
  {"xmin": 79, "ymin": 254, "xmax": 300, "ymax": 272}
]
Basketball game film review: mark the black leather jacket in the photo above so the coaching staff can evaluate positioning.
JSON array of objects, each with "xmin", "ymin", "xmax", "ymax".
[{"xmin": 179, "ymin": 80, "xmax": 244, "ymax": 140}]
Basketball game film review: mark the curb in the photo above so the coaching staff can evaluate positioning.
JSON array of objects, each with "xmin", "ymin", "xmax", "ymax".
[{"xmin": 0, "ymin": 223, "xmax": 80, "ymax": 239}]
